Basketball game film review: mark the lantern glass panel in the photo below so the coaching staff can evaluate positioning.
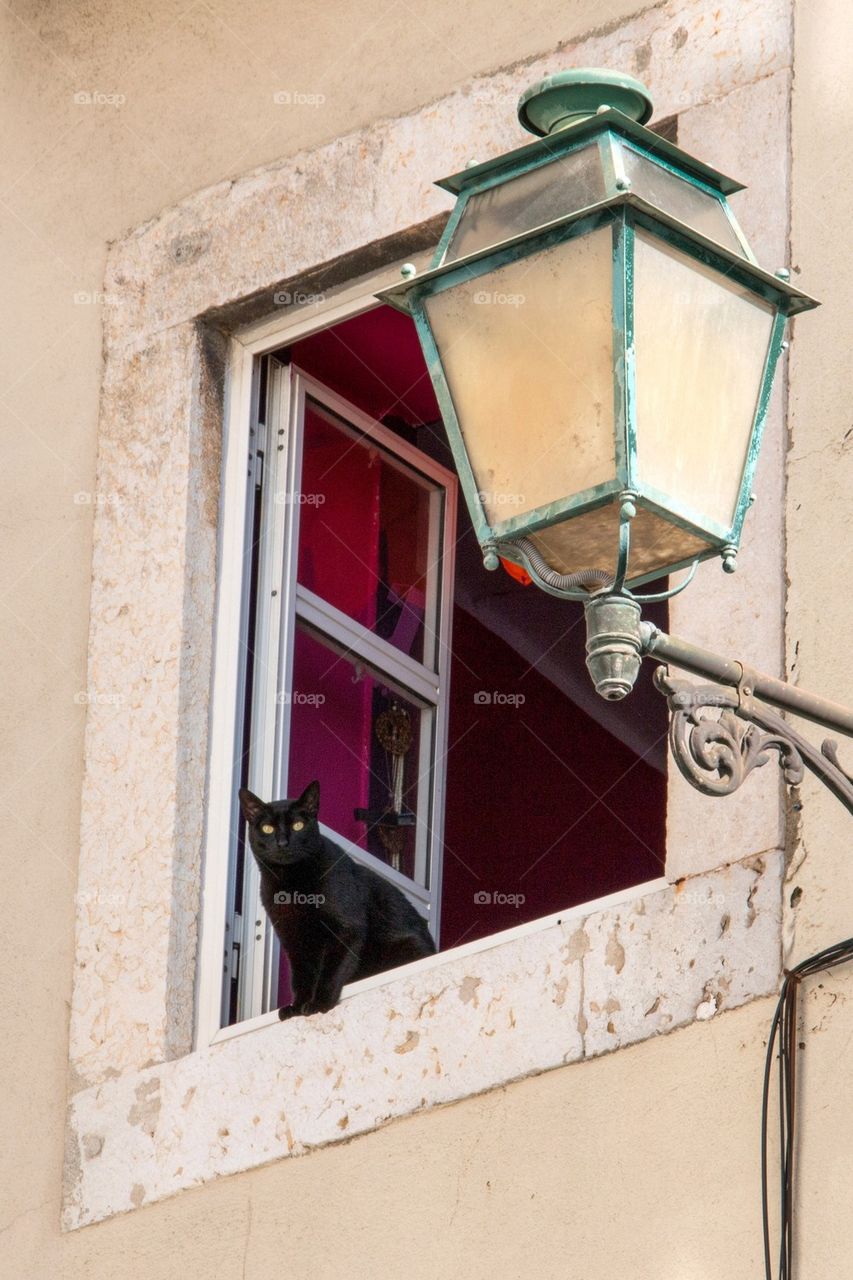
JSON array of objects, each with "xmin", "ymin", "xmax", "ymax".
[
  {"xmin": 424, "ymin": 224, "xmax": 616, "ymax": 527},
  {"xmin": 633, "ymin": 229, "xmax": 775, "ymax": 530},
  {"xmin": 526, "ymin": 502, "xmax": 711, "ymax": 581},
  {"xmin": 444, "ymin": 144, "xmax": 605, "ymax": 263},
  {"xmin": 621, "ymin": 146, "xmax": 746, "ymax": 256}
]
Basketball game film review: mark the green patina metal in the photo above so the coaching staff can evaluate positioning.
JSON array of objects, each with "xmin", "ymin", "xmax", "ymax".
[
  {"xmin": 376, "ymin": 70, "xmax": 819, "ymax": 591},
  {"xmin": 386, "ymin": 191, "xmax": 814, "ymax": 318},
  {"xmin": 486, "ymin": 479, "xmax": 623, "ymax": 541},
  {"xmin": 434, "ymin": 107, "xmax": 744, "ymax": 200},
  {"xmin": 731, "ymin": 309, "xmax": 789, "ymax": 545},
  {"xmin": 611, "ymin": 211, "xmax": 635, "ymax": 489},
  {"xmin": 518, "ymin": 68, "xmax": 654, "ymax": 135},
  {"xmin": 432, "ymin": 192, "xmax": 471, "ymax": 266}
]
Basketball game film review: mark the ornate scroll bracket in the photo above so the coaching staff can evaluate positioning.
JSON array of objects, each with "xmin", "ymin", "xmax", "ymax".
[{"xmin": 653, "ymin": 669, "xmax": 853, "ymax": 816}]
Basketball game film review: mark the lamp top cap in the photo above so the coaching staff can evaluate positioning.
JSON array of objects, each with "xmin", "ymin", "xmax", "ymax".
[{"xmin": 518, "ymin": 68, "xmax": 654, "ymax": 136}]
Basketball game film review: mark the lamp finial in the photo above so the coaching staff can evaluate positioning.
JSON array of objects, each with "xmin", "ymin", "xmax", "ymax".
[{"xmin": 518, "ymin": 68, "xmax": 654, "ymax": 137}]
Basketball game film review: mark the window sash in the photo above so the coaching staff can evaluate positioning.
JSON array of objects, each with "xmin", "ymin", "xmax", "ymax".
[
  {"xmin": 290, "ymin": 614, "xmax": 438, "ymax": 895},
  {"xmin": 224, "ymin": 360, "xmax": 457, "ymax": 1025},
  {"xmin": 295, "ymin": 585, "xmax": 441, "ymax": 704}
]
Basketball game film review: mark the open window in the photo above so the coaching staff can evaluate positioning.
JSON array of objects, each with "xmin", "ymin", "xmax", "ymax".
[
  {"xmin": 205, "ymin": 289, "xmax": 668, "ymax": 1033},
  {"xmin": 225, "ymin": 360, "xmax": 456, "ymax": 1021}
]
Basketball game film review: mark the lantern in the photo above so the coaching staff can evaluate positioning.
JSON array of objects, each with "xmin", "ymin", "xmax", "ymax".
[{"xmin": 378, "ymin": 69, "xmax": 817, "ymax": 595}]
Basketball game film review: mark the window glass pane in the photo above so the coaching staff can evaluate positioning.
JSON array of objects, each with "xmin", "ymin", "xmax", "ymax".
[
  {"xmin": 297, "ymin": 399, "xmax": 439, "ymax": 666},
  {"xmin": 445, "ymin": 144, "xmax": 605, "ymax": 262},
  {"xmin": 286, "ymin": 621, "xmax": 428, "ymax": 886},
  {"xmin": 621, "ymin": 146, "xmax": 746, "ymax": 256}
]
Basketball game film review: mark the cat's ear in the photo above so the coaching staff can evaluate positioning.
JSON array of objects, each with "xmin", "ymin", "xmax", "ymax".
[
  {"xmin": 296, "ymin": 780, "xmax": 320, "ymax": 817},
  {"xmin": 239, "ymin": 788, "xmax": 269, "ymax": 826}
]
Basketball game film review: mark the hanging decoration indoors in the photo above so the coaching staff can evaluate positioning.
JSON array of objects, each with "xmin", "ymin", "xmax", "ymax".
[
  {"xmin": 374, "ymin": 702, "xmax": 414, "ymax": 872},
  {"xmin": 354, "ymin": 701, "xmax": 416, "ymax": 874}
]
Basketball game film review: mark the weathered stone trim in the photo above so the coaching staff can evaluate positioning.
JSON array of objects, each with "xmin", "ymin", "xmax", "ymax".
[
  {"xmin": 64, "ymin": 854, "xmax": 781, "ymax": 1229},
  {"xmin": 100, "ymin": 0, "xmax": 788, "ymax": 358}
]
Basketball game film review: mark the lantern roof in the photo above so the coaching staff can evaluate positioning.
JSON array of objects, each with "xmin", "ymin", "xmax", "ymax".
[
  {"xmin": 435, "ymin": 106, "xmax": 745, "ymax": 199},
  {"xmin": 379, "ymin": 188, "xmax": 817, "ymax": 318},
  {"xmin": 378, "ymin": 70, "xmax": 819, "ymax": 318}
]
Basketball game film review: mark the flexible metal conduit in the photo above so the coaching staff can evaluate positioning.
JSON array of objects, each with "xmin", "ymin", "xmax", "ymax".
[{"xmin": 509, "ymin": 537, "xmax": 611, "ymax": 592}]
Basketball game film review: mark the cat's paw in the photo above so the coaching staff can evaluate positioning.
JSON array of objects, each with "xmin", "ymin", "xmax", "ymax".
[
  {"xmin": 306, "ymin": 995, "xmax": 339, "ymax": 1015},
  {"xmin": 278, "ymin": 1001, "xmax": 316, "ymax": 1020}
]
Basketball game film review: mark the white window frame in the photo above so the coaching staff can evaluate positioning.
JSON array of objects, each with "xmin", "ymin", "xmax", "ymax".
[{"xmin": 196, "ymin": 279, "xmax": 458, "ymax": 1048}]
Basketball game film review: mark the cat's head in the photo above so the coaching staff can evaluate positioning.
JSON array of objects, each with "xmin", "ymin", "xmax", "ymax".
[{"xmin": 238, "ymin": 781, "xmax": 320, "ymax": 866}]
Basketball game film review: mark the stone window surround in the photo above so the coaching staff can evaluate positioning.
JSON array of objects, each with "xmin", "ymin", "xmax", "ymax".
[{"xmin": 64, "ymin": 0, "xmax": 793, "ymax": 1229}]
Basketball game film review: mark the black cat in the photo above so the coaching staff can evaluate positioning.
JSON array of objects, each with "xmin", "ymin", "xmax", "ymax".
[{"xmin": 238, "ymin": 781, "xmax": 436, "ymax": 1019}]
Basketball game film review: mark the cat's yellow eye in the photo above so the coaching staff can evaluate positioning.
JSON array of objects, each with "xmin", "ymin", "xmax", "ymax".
[
  {"xmin": 291, "ymin": 820, "xmax": 305, "ymax": 832},
  {"xmin": 260, "ymin": 823, "xmax": 275, "ymax": 835}
]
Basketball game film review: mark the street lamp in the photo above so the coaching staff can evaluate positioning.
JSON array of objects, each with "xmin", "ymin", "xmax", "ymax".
[{"xmin": 378, "ymin": 69, "xmax": 853, "ymax": 815}]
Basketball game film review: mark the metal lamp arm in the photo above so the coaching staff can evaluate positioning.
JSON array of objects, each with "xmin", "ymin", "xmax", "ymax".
[
  {"xmin": 584, "ymin": 597, "xmax": 853, "ymax": 815},
  {"xmin": 639, "ymin": 622, "xmax": 853, "ymax": 739}
]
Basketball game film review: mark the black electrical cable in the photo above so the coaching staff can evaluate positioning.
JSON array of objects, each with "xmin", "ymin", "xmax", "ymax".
[{"xmin": 761, "ymin": 936, "xmax": 853, "ymax": 1279}]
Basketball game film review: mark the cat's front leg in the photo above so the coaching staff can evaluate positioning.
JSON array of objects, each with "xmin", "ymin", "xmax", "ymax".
[
  {"xmin": 306, "ymin": 930, "xmax": 363, "ymax": 1014},
  {"xmin": 278, "ymin": 943, "xmax": 325, "ymax": 1020}
]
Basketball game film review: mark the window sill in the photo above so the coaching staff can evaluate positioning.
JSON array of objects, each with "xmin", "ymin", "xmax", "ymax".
[
  {"xmin": 209, "ymin": 877, "xmax": 666, "ymax": 1046},
  {"xmin": 64, "ymin": 855, "xmax": 781, "ymax": 1229}
]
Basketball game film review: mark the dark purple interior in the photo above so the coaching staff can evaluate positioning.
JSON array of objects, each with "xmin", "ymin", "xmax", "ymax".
[{"xmin": 272, "ymin": 304, "xmax": 666, "ymax": 992}]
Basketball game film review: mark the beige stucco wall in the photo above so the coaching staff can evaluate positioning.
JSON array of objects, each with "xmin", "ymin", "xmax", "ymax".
[
  {"xmin": 2, "ymin": 1, "xmax": 851, "ymax": 1276},
  {"xmin": 784, "ymin": 2, "xmax": 853, "ymax": 1272}
]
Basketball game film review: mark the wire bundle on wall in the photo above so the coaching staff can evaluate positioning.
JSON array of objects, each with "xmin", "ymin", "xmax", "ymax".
[{"xmin": 761, "ymin": 936, "xmax": 853, "ymax": 1279}]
